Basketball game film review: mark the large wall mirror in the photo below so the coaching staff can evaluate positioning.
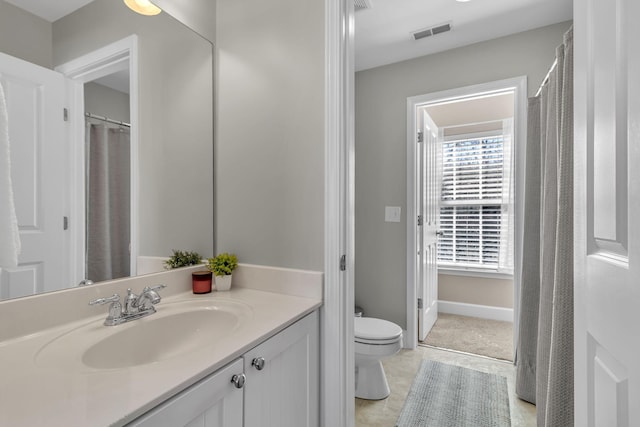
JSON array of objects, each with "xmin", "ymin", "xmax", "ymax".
[{"xmin": 0, "ymin": 0, "xmax": 214, "ymax": 300}]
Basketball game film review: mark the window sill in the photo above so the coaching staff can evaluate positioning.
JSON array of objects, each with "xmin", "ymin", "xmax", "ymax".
[{"xmin": 437, "ymin": 267, "xmax": 514, "ymax": 280}]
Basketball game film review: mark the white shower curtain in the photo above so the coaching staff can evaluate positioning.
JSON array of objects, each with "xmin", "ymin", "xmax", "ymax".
[
  {"xmin": 0, "ymin": 81, "xmax": 21, "ymax": 269},
  {"xmin": 85, "ymin": 122, "xmax": 130, "ymax": 282},
  {"xmin": 515, "ymin": 27, "xmax": 573, "ymax": 427}
]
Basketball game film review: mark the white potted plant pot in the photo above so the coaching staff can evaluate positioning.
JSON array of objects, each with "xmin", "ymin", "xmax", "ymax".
[{"xmin": 215, "ymin": 274, "xmax": 232, "ymax": 291}]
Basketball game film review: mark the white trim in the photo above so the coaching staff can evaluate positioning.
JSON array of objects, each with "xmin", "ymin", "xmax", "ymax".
[
  {"xmin": 323, "ymin": 0, "xmax": 354, "ymax": 426},
  {"xmin": 401, "ymin": 329, "xmax": 411, "ymax": 349},
  {"xmin": 405, "ymin": 94, "xmax": 419, "ymax": 350},
  {"xmin": 55, "ymin": 35, "xmax": 139, "ymax": 284},
  {"xmin": 406, "ymin": 76, "xmax": 526, "ymax": 356},
  {"xmin": 512, "ymin": 76, "xmax": 527, "ymax": 358},
  {"xmin": 442, "ymin": 129, "xmax": 502, "ymax": 141},
  {"xmin": 62, "ymin": 79, "xmax": 86, "ymax": 286},
  {"xmin": 438, "ymin": 300, "xmax": 514, "ymax": 322},
  {"xmin": 438, "ymin": 268, "xmax": 514, "ymax": 280}
]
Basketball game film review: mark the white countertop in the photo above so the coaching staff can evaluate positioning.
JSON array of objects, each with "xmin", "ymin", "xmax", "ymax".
[{"xmin": 0, "ymin": 272, "xmax": 322, "ymax": 426}]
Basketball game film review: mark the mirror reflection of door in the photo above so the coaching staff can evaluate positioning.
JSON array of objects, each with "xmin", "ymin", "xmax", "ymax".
[
  {"xmin": 83, "ymin": 70, "xmax": 131, "ymax": 283},
  {"xmin": 0, "ymin": 52, "xmax": 68, "ymax": 299}
]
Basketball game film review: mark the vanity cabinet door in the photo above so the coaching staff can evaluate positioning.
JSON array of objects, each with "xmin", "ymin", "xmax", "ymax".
[
  {"xmin": 128, "ymin": 358, "xmax": 244, "ymax": 427},
  {"xmin": 243, "ymin": 311, "xmax": 319, "ymax": 427}
]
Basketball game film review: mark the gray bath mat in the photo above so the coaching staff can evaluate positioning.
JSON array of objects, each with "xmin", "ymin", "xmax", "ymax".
[{"xmin": 396, "ymin": 359, "xmax": 511, "ymax": 427}]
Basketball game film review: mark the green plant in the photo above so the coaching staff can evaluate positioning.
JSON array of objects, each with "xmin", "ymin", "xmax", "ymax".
[
  {"xmin": 207, "ymin": 253, "xmax": 238, "ymax": 276},
  {"xmin": 164, "ymin": 249, "xmax": 202, "ymax": 269}
]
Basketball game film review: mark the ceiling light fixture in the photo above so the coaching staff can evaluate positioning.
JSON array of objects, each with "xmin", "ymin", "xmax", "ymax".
[
  {"xmin": 124, "ymin": 0, "xmax": 162, "ymax": 16},
  {"xmin": 456, "ymin": 0, "xmax": 471, "ymax": 2}
]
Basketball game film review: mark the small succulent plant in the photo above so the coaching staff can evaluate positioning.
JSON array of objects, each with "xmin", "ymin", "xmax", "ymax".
[{"xmin": 207, "ymin": 253, "xmax": 238, "ymax": 276}]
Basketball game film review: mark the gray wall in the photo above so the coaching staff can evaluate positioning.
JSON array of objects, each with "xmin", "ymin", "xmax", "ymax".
[
  {"xmin": 53, "ymin": 0, "xmax": 214, "ymax": 259},
  {"xmin": 153, "ymin": 0, "xmax": 215, "ymax": 44},
  {"xmin": 0, "ymin": 1, "xmax": 52, "ymax": 68},
  {"xmin": 215, "ymin": 0, "xmax": 325, "ymax": 271},
  {"xmin": 84, "ymin": 82, "xmax": 130, "ymax": 123},
  {"xmin": 354, "ymin": 21, "xmax": 573, "ymax": 328},
  {"xmin": 439, "ymin": 274, "xmax": 513, "ymax": 308}
]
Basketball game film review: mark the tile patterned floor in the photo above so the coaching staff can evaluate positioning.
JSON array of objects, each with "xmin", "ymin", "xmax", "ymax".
[{"xmin": 355, "ymin": 346, "xmax": 536, "ymax": 426}]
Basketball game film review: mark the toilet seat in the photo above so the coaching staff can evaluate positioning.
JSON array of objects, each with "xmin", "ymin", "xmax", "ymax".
[
  {"xmin": 355, "ymin": 336, "xmax": 401, "ymax": 345},
  {"xmin": 354, "ymin": 317, "xmax": 402, "ymax": 345}
]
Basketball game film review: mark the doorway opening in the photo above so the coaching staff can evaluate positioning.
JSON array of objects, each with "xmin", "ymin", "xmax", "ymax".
[
  {"xmin": 83, "ymin": 69, "xmax": 131, "ymax": 283},
  {"xmin": 406, "ymin": 77, "xmax": 527, "ymax": 361},
  {"xmin": 56, "ymin": 35, "xmax": 139, "ymax": 285}
]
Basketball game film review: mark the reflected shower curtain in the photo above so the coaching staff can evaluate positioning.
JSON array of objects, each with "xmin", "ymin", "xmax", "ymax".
[
  {"xmin": 85, "ymin": 122, "xmax": 130, "ymax": 282},
  {"xmin": 515, "ymin": 27, "xmax": 573, "ymax": 427}
]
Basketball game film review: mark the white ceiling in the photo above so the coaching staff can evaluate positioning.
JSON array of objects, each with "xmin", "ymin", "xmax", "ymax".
[
  {"xmin": 9, "ymin": 0, "xmax": 573, "ymax": 74},
  {"xmin": 355, "ymin": 0, "xmax": 572, "ymax": 71},
  {"xmin": 425, "ymin": 92, "xmax": 513, "ymax": 136},
  {"xmin": 4, "ymin": 0, "xmax": 95, "ymax": 22},
  {"xmin": 6, "ymin": 0, "xmax": 130, "ymax": 93}
]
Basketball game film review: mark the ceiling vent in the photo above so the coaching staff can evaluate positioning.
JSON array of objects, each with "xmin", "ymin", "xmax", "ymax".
[
  {"xmin": 412, "ymin": 22, "xmax": 452, "ymax": 40},
  {"xmin": 354, "ymin": 0, "xmax": 373, "ymax": 11}
]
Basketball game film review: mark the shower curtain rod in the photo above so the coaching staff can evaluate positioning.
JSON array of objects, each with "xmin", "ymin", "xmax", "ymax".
[
  {"xmin": 535, "ymin": 58, "xmax": 558, "ymax": 98},
  {"xmin": 85, "ymin": 112, "xmax": 131, "ymax": 128}
]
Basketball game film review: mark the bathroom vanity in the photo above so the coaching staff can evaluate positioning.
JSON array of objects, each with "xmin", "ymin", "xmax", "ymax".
[
  {"xmin": 130, "ymin": 311, "xmax": 318, "ymax": 427},
  {"xmin": 0, "ymin": 264, "xmax": 322, "ymax": 426}
]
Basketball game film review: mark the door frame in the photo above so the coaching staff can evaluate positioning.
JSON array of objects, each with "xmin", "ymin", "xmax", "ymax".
[
  {"xmin": 405, "ymin": 76, "xmax": 527, "ymax": 350},
  {"xmin": 322, "ymin": 0, "xmax": 354, "ymax": 426},
  {"xmin": 55, "ymin": 35, "xmax": 139, "ymax": 285}
]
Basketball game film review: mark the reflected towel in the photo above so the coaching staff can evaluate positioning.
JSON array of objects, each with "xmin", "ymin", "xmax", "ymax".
[{"xmin": 0, "ymin": 81, "xmax": 21, "ymax": 268}]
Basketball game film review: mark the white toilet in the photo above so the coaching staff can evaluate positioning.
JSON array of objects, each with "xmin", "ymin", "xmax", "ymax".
[{"xmin": 354, "ymin": 316, "xmax": 403, "ymax": 400}]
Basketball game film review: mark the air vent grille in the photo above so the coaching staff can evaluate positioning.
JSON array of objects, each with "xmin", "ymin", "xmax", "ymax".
[
  {"xmin": 412, "ymin": 22, "xmax": 452, "ymax": 40},
  {"xmin": 354, "ymin": 0, "xmax": 372, "ymax": 11}
]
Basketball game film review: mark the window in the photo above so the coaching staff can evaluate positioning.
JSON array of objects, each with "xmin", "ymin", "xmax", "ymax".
[{"xmin": 437, "ymin": 128, "xmax": 514, "ymax": 274}]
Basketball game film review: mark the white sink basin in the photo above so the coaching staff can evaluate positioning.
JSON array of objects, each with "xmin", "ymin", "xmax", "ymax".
[{"xmin": 35, "ymin": 298, "xmax": 253, "ymax": 371}]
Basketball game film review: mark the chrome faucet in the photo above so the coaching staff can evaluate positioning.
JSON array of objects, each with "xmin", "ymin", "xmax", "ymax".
[
  {"xmin": 89, "ymin": 285, "xmax": 167, "ymax": 326},
  {"xmin": 134, "ymin": 286, "xmax": 163, "ymax": 311}
]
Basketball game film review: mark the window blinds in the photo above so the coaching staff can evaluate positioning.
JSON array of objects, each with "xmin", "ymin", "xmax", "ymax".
[{"xmin": 438, "ymin": 131, "xmax": 514, "ymax": 273}]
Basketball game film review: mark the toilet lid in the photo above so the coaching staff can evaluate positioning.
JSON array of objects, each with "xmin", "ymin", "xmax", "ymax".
[{"xmin": 354, "ymin": 317, "xmax": 402, "ymax": 342}]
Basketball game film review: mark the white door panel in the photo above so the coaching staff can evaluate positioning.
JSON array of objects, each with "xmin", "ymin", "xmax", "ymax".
[
  {"xmin": 575, "ymin": 0, "xmax": 640, "ymax": 424},
  {"xmin": 417, "ymin": 110, "xmax": 439, "ymax": 342},
  {"xmin": 0, "ymin": 52, "xmax": 68, "ymax": 299}
]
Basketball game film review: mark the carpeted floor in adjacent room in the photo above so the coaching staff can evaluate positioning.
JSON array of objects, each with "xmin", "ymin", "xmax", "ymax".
[{"xmin": 422, "ymin": 313, "xmax": 513, "ymax": 361}]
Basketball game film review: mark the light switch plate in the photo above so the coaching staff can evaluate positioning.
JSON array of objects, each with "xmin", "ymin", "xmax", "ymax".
[{"xmin": 385, "ymin": 206, "xmax": 401, "ymax": 222}]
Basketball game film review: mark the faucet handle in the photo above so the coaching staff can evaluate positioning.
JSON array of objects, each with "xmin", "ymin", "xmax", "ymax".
[
  {"xmin": 89, "ymin": 294, "xmax": 120, "ymax": 306},
  {"xmin": 89, "ymin": 294, "xmax": 123, "ymax": 325},
  {"xmin": 146, "ymin": 284, "xmax": 166, "ymax": 292}
]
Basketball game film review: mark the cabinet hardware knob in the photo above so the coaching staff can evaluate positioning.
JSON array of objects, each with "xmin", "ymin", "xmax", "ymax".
[
  {"xmin": 230, "ymin": 373, "xmax": 246, "ymax": 389},
  {"xmin": 251, "ymin": 357, "xmax": 266, "ymax": 371}
]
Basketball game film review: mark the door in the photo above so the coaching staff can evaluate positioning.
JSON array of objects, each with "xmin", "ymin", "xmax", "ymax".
[
  {"xmin": 417, "ymin": 109, "xmax": 440, "ymax": 342},
  {"xmin": 129, "ymin": 358, "xmax": 244, "ymax": 427},
  {"xmin": 243, "ymin": 311, "xmax": 319, "ymax": 427},
  {"xmin": 0, "ymin": 52, "xmax": 68, "ymax": 299},
  {"xmin": 574, "ymin": 0, "xmax": 640, "ymax": 425}
]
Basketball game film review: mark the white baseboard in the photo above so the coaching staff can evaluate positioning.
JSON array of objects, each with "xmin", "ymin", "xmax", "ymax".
[
  {"xmin": 401, "ymin": 329, "xmax": 412, "ymax": 349},
  {"xmin": 438, "ymin": 300, "xmax": 513, "ymax": 322}
]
